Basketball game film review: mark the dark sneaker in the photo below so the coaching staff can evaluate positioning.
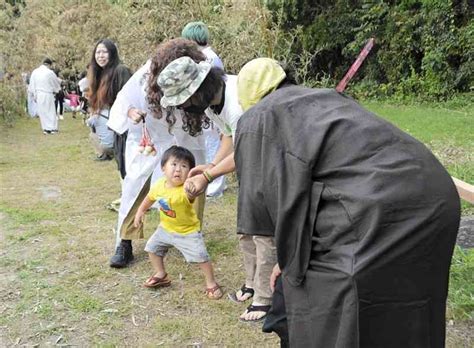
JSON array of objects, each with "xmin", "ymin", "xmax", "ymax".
[
  {"xmin": 109, "ymin": 241, "xmax": 134, "ymax": 268},
  {"xmin": 95, "ymin": 154, "xmax": 113, "ymax": 161}
]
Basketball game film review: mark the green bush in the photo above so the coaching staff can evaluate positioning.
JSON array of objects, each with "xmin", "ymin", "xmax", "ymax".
[
  {"xmin": 0, "ymin": 80, "xmax": 26, "ymax": 126},
  {"xmin": 265, "ymin": 0, "xmax": 473, "ymax": 100},
  {"xmin": 1, "ymin": 0, "xmax": 472, "ymax": 126}
]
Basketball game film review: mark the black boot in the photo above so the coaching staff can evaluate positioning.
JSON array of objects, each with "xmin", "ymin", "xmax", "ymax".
[{"xmin": 110, "ymin": 240, "xmax": 134, "ymax": 268}]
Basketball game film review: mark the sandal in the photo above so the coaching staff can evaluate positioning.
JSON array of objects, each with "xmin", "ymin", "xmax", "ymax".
[
  {"xmin": 239, "ymin": 304, "xmax": 271, "ymax": 323},
  {"xmin": 143, "ymin": 273, "xmax": 171, "ymax": 288},
  {"xmin": 228, "ymin": 284, "xmax": 255, "ymax": 303},
  {"xmin": 205, "ymin": 284, "xmax": 223, "ymax": 300}
]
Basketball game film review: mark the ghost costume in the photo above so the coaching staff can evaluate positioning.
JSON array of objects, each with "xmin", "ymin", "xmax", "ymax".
[
  {"xmin": 235, "ymin": 86, "xmax": 460, "ymax": 347},
  {"xmin": 108, "ymin": 60, "xmax": 206, "ymax": 246},
  {"xmin": 28, "ymin": 64, "xmax": 60, "ymax": 131}
]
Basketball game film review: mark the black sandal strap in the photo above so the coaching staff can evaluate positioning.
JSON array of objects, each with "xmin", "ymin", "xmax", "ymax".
[
  {"xmin": 240, "ymin": 285, "xmax": 255, "ymax": 297},
  {"xmin": 246, "ymin": 304, "xmax": 271, "ymax": 313}
]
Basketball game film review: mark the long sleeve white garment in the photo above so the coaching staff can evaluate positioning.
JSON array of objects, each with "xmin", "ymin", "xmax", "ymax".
[
  {"xmin": 108, "ymin": 60, "xmax": 206, "ymax": 245},
  {"xmin": 28, "ymin": 65, "xmax": 60, "ymax": 131},
  {"xmin": 28, "ymin": 65, "xmax": 60, "ymax": 97}
]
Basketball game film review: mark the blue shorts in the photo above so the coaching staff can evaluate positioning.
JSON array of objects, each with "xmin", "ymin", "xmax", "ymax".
[{"xmin": 144, "ymin": 226, "xmax": 210, "ymax": 263}]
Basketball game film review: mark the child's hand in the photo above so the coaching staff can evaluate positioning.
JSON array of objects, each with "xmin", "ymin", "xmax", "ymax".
[{"xmin": 134, "ymin": 211, "xmax": 144, "ymax": 228}]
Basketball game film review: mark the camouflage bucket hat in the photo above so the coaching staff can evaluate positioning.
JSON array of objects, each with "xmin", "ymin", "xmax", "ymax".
[{"xmin": 158, "ymin": 56, "xmax": 212, "ymax": 108}]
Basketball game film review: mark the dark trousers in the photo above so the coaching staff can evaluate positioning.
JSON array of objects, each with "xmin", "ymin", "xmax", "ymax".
[
  {"xmin": 113, "ymin": 131, "xmax": 128, "ymax": 179},
  {"xmin": 55, "ymin": 95, "xmax": 64, "ymax": 115},
  {"xmin": 262, "ymin": 276, "xmax": 289, "ymax": 347}
]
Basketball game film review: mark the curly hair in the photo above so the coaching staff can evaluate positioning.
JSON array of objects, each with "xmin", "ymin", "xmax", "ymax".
[{"xmin": 146, "ymin": 38, "xmax": 208, "ymax": 135}]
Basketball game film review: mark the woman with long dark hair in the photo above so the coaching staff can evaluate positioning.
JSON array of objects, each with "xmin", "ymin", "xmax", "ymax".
[{"xmin": 87, "ymin": 39, "xmax": 132, "ymax": 170}]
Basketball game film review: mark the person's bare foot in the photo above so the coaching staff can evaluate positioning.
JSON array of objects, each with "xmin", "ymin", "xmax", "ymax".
[
  {"xmin": 205, "ymin": 283, "xmax": 223, "ymax": 300},
  {"xmin": 235, "ymin": 285, "xmax": 254, "ymax": 301},
  {"xmin": 239, "ymin": 304, "xmax": 271, "ymax": 322},
  {"xmin": 143, "ymin": 272, "xmax": 171, "ymax": 288}
]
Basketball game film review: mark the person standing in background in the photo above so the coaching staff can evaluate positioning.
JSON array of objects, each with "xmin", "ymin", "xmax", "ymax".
[
  {"xmin": 181, "ymin": 21, "xmax": 224, "ymax": 70},
  {"xmin": 22, "ymin": 72, "xmax": 37, "ymax": 118},
  {"xmin": 65, "ymin": 90, "xmax": 81, "ymax": 119},
  {"xmin": 182, "ymin": 21, "xmax": 226, "ymax": 198},
  {"xmin": 55, "ymin": 81, "xmax": 65, "ymax": 120},
  {"xmin": 78, "ymin": 70, "xmax": 89, "ymax": 116},
  {"xmin": 87, "ymin": 39, "xmax": 132, "ymax": 179},
  {"xmin": 28, "ymin": 58, "xmax": 60, "ymax": 134}
]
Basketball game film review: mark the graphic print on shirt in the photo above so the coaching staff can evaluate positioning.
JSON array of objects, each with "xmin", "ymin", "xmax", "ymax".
[{"xmin": 158, "ymin": 198, "xmax": 176, "ymax": 218}]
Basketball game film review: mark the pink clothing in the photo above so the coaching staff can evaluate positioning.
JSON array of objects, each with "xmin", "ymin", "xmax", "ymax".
[{"xmin": 66, "ymin": 93, "xmax": 80, "ymax": 107}]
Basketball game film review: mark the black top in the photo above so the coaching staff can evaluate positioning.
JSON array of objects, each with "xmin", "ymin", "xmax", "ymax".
[{"xmin": 234, "ymin": 86, "xmax": 460, "ymax": 347}]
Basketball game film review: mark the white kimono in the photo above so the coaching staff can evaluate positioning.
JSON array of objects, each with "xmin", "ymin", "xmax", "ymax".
[
  {"xmin": 28, "ymin": 65, "xmax": 60, "ymax": 130},
  {"xmin": 108, "ymin": 60, "xmax": 206, "ymax": 245}
]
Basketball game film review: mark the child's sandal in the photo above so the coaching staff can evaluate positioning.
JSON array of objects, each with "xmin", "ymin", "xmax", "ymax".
[{"xmin": 205, "ymin": 284, "xmax": 223, "ymax": 300}]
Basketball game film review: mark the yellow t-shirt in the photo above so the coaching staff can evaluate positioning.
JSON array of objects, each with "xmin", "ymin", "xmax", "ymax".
[{"xmin": 147, "ymin": 178, "xmax": 200, "ymax": 234}]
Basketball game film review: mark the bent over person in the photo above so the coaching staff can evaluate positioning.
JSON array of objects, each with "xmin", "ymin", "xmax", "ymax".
[
  {"xmin": 233, "ymin": 58, "xmax": 460, "ymax": 347},
  {"xmin": 107, "ymin": 39, "xmax": 207, "ymax": 267}
]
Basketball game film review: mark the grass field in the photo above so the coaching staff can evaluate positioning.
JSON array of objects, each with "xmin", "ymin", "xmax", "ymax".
[
  {"xmin": 0, "ymin": 101, "xmax": 473, "ymax": 346},
  {"xmin": 363, "ymin": 101, "xmax": 473, "ymax": 215}
]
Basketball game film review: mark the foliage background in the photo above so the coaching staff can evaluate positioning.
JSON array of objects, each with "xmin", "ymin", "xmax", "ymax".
[{"xmin": 1, "ymin": 0, "xmax": 473, "ymax": 100}]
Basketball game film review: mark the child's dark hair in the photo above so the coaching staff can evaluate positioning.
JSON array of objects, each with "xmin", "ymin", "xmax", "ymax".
[{"xmin": 161, "ymin": 146, "xmax": 195, "ymax": 169}]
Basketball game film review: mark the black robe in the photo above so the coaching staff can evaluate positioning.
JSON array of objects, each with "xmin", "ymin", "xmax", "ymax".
[{"xmin": 234, "ymin": 86, "xmax": 460, "ymax": 347}]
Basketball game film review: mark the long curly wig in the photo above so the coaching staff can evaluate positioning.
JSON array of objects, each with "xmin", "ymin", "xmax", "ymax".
[{"xmin": 146, "ymin": 38, "xmax": 210, "ymax": 136}]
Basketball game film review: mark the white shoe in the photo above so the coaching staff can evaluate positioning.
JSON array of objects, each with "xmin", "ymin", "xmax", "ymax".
[{"xmin": 59, "ymin": 115, "xmax": 64, "ymax": 120}]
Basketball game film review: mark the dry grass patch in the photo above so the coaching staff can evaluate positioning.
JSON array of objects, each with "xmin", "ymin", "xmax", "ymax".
[{"xmin": 0, "ymin": 116, "xmax": 278, "ymax": 346}]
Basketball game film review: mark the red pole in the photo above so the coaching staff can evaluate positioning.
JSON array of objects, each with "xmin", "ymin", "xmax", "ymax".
[{"xmin": 336, "ymin": 38, "xmax": 375, "ymax": 93}]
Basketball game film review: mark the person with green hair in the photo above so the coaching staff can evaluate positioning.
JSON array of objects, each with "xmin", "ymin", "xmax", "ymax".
[
  {"xmin": 181, "ymin": 21, "xmax": 224, "ymax": 70},
  {"xmin": 182, "ymin": 21, "xmax": 227, "ymax": 199}
]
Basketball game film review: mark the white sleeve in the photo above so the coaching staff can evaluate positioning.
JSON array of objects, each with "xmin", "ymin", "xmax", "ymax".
[
  {"xmin": 108, "ymin": 62, "xmax": 149, "ymax": 134},
  {"xmin": 28, "ymin": 72, "xmax": 36, "ymax": 96}
]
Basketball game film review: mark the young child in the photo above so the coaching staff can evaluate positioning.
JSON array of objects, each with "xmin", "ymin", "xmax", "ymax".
[
  {"xmin": 134, "ymin": 145, "xmax": 223, "ymax": 299},
  {"xmin": 65, "ymin": 90, "xmax": 81, "ymax": 119}
]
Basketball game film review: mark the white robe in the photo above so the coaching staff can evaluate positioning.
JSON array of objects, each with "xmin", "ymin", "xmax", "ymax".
[
  {"xmin": 27, "ymin": 90, "xmax": 37, "ymax": 117},
  {"xmin": 108, "ymin": 60, "xmax": 206, "ymax": 245},
  {"xmin": 28, "ymin": 65, "xmax": 60, "ymax": 130}
]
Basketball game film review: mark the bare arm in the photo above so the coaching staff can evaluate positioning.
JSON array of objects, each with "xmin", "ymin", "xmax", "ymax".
[
  {"xmin": 207, "ymin": 151, "xmax": 235, "ymax": 178},
  {"xmin": 211, "ymin": 135, "xmax": 234, "ymax": 165},
  {"xmin": 133, "ymin": 196, "xmax": 155, "ymax": 228},
  {"xmin": 185, "ymin": 151, "xmax": 236, "ymax": 198},
  {"xmin": 188, "ymin": 134, "xmax": 234, "ymax": 178}
]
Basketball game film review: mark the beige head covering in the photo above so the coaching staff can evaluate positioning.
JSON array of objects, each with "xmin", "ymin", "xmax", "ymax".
[
  {"xmin": 237, "ymin": 58, "xmax": 286, "ymax": 111},
  {"xmin": 158, "ymin": 56, "xmax": 212, "ymax": 108}
]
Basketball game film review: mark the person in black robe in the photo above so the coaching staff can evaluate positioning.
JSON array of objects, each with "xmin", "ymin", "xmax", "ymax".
[{"xmin": 234, "ymin": 58, "xmax": 460, "ymax": 347}]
